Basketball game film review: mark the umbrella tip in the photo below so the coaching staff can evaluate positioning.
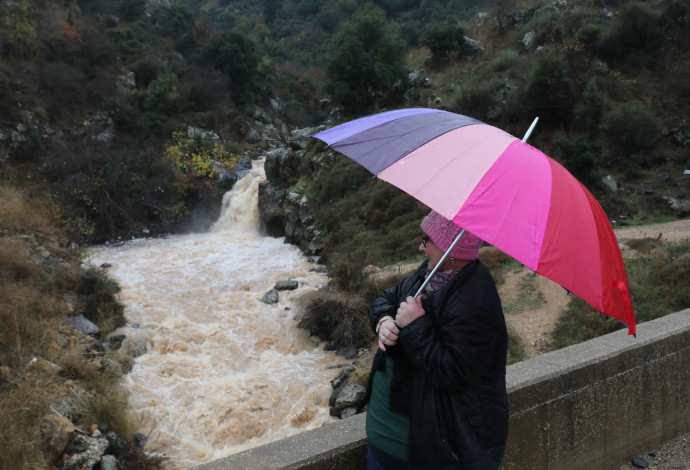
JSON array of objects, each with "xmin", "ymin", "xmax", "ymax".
[{"xmin": 521, "ymin": 117, "xmax": 540, "ymax": 143}]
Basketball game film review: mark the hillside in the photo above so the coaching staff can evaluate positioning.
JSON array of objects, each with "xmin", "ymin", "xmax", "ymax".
[
  {"xmin": 1, "ymin": 1, "xmax": 689, "ymax": 245},
  {"xmin": 1, "ymin": 1, "xmax": 690, "ymax": 467}
]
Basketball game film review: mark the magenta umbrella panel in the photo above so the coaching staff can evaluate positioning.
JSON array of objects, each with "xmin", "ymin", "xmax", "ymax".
[{"xmin": 313, "ymin": 108, "xmax": 636, "ymax": 335}]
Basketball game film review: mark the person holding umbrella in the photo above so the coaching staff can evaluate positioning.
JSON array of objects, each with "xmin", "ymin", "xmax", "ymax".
[{"xmin": 362, "ymin": 210, "xmax": 509, "ymax": 470}]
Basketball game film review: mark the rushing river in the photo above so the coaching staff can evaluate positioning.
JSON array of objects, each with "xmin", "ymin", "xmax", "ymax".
[{"xmin": 87, "ymin": 160, "xmax": 343, "ymax": 469}]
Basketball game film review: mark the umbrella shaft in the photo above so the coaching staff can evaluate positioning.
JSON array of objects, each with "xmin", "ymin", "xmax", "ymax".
[{"xmin": 414, "ymin": 229, "xmax": 466, "ymax": 298}]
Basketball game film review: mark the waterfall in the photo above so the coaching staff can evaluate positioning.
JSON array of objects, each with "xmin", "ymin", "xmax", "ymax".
[{"xmin": 87, "ymin": 159, "xmax": 344, "ymax": 469}]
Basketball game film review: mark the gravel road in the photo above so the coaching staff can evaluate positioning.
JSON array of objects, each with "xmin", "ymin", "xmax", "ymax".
[{"xmin": 616, "ymin": 430, "xmax": 690, "ymax": 470}]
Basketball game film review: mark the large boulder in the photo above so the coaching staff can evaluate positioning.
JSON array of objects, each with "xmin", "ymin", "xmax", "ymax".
[
  {"xmin": 331, "ymin": 382, "xmax": 366, "ymax": 417},
  {"xmin": 260, "ymin": 288, "xmax": 279, "ymax": 304},
  {"xmin": 275, "ymin": 279, "xmax": 299, "ymax": 291},
  {"xmin": 61, "ymin": 315, "xmax": 100, "ymax": 336}
]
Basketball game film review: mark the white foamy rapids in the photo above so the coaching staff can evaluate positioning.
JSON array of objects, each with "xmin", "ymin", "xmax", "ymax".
[{"xmin": 87, "ymin": 160, "xmax": 345, "ymax": 469}]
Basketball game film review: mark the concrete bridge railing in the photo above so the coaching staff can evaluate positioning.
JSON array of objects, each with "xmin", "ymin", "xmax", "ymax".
[{"xmin": 192, "ymin": 308, "xmax": 690, "ymax": 470}]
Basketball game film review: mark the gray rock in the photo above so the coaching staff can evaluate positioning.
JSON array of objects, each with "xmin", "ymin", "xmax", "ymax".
[
  {"xmin": 119, "ymin": 72, "xmax": 135, "ymax": 89},
  {"xmin": 133, "ymin": 432, "xmax": 148, "ymax": 449},
  {"xmin": 187, "ymin": 126, "xmax": 219, "ymax": 141},
  {"xmin": 330, "ymin": 365, "xmax": 355, "ymax": 390},
  {"xmin": 260, "ymin": 288, "xmax": 279, "ymax": 304},
  {"xmin": 100, "ymin": 454, "xmax": 118, "ymax": 470},
  {"xmin": 105, "ymin": 334, "xmax": 126, "ymax": 351},
  {"xmin": 522, "ymin": 31, "xmax": 536, "ymax": 49},
  {"xmin": 474, "ymin": 12, "xmax": 488, "ymax": 25},
  {"xmin": 105, "ymin": 431, "xmax": 131, "ymax": 458},
  {"xmin": 602, "ymin": 175, "xmax": 618, "ymax": 192},
  {"xmin": 61, "ymin": 435, "xmax": 109, "ymax": 470},
  {"xmin": 62, "ymin": 315, "xmax": 101, "ymax": 336},
  {"xmin": 290, "ymin": 127, "xmax": 321, "ymax": 149},
  {"xmin": 340, "ymin": 407, "xmax": 358, "ymax": 419},
  {"xmin": 275, "ymin": 280, "xmax": 299, "ymax": 291},
  {"xmin": 463, "ymin": 36, "xmax": 484, "ymax": 53},
  {"xmin": 664, "ymin": 196, "xmax": 690, "ymax": 217},
  {"xmin": 334, "ymin": 382, "xmax": 367, "ymax": 410},
  {"xmin": 120, "ymin": 335, "xmax": 152, "ymax": 358},
  {"xmin": 408, "ymin": 69, "xmax": 431, "ymax": 88}
]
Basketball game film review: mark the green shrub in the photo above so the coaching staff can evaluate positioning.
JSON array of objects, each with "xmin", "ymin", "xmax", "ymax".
[
  {"xmin": 77, "ymin": 267, "xmax": 125, "ymax": 335},
  {"xmin": 198, "ymin": 31, "xmax": 260, "ymax": 106},
  {"xmin": 626, "ymin": 241, "xmax": 690, "ymax": 323},
  {"xmin": 518, "ymin": 7, "xmax": 562, "ymax": 46},
  {"xmin": 596, "ymin": 2, "xmax": 662, "ymax": 68},
  {"xmin": 144, "ymin": 74, "xmax": 186, "ymax": 115},
  {"xmin": 574, "ymin": 79, "xmax": 607, "ymax": 132},
  {"xmin": 575, "ymin": 24, "xmax": 603, "ymax": 52},
  {"xmin": 420, "ymin": 20, "xmax": 472, "ymax": 66},
  {"xmin": 524, "ymin": 55, "xmax": 576, "ymax": 125},
  {"xmin": 550, "ymin": 297, "xmax": 623, "ymax": 349},
  {"xmin": 551, "ymin": 133, "xmax": 603, "ymax": 187},
  {"xmin": 492, "ymin": 48, "xmax": 520, "ymax": 73},
  {"xmin": 296, "ymin": 289, "xmax": 375, "ymax": 351},
  {"xmin": 550, "ymin": 240, "xmax": 690, "ymax": 349},
  {"xmin": 324, "ymin": 3, "xmax": 407, "ymax": 114},
  {"xmin": 602, "ymin": 103, "xmax": 662, "ymax": 168},
  {"xmin": 451, "ymin": 78, "xmax": 502, "ymax": 120}
]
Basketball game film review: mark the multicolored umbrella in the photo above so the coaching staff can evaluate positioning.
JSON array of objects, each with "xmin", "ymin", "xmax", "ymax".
[{"xmin": 313, "ymin": 108, "xmax": 636, "ymax": 335}]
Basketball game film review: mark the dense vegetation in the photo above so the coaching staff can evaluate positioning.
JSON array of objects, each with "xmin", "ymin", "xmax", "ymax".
[{"xmin": 1, "ymin": 0, "xmax": 688, "ymax": 244}]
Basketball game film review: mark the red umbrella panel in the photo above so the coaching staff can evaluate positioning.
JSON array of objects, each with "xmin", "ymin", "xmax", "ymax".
[{"xmin": 313, "ymin": 108, "xmax": 636, "ymax": 335}]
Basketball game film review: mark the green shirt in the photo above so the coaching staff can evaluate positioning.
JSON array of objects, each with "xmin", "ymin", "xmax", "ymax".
[{"xmin": 365, "ymin": 355, "xmax": 410, "ymax": 461}]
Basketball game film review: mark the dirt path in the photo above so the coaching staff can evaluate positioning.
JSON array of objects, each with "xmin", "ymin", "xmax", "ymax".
[
  {"xmin": 504, "ymin": 219, "xmax": 690, "ymax": 359},
  {"xmin": 500, "ymin": 268, "xmax": 571, "ymax": 358}
]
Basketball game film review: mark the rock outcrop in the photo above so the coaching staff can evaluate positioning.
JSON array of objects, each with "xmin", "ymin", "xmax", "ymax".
[{"xmin": 258, "ymin": 129, "xmax": 327, "ymax": 261}]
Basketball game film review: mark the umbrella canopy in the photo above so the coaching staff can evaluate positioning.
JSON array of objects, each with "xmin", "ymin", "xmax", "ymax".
[{"xmin": 313, "ymin": 108, "xmax": 636, "ymax": 335}]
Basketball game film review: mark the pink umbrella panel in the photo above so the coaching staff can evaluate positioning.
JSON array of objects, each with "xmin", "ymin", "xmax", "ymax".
[{"xmin": 313, "ymin": 108, "xmax": 636, "ymax": 335}]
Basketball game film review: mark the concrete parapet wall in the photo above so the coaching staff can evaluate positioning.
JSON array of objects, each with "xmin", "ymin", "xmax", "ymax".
[
  {"xmin": 191, "ymin": 309, "xmax": 690, "ymax": 470},
  {"xmin": 503, "ymin": 308, "xmax": 690, "ymax": 469}
]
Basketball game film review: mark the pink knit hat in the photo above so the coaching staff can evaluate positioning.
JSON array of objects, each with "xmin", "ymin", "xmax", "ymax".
[{"xmin": 420, "ymin": 211, "xmax": 483, "ymax": 260}]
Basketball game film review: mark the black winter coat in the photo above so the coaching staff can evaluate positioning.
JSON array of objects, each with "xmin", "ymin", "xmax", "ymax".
[{"xmin": 364, "ymin": 260, "xmax": 509, "ymax": 470}]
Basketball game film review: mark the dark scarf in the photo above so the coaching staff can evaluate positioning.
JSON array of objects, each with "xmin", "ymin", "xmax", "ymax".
[{"xmin": 422, "ymin": 266, "xmax": 463, "ymax": 298}]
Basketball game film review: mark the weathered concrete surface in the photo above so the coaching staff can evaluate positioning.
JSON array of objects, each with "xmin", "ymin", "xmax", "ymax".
[
  {"xmin": 191, "ymin": 309, "xmax": 690, "ymax": 470},
  {"xmin": 502, "ymin": 308, "xmax": 690, "ymax": 469},
  {"xmin": 190, "ymin": 413, "xmax": 367, "ymax": 470}
]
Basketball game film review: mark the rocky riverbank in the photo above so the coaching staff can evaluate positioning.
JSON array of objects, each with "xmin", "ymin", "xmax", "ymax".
[{"xmin": 31, "ymin": 307, "xmax": 164, "ymax": 469}]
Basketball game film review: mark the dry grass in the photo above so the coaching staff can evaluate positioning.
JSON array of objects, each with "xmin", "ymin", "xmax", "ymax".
[
  {"xmin": 0, "ymin": 374, "xmax": 60, "ymax": 470},
  {"xmin": 0, "ymin": 186, "xmax": 165, "ymax": 469},
  {"xmin": 0, "ymin": 186, "xmax": 62, "ymax": 237}
]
